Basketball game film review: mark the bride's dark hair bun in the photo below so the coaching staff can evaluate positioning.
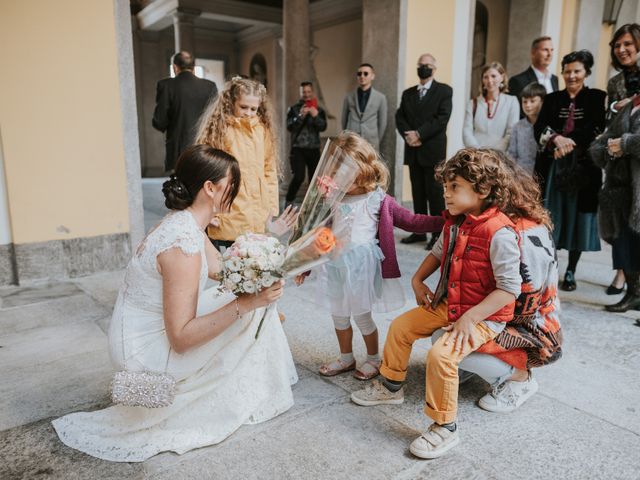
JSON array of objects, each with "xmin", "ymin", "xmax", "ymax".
[
  {"xmin": 162, "ymin": 145, "xmax": 241, "ymax": 211},
  {"xmin": 162, "ymin": 174, "xmax": 193, "ymax": 210}
]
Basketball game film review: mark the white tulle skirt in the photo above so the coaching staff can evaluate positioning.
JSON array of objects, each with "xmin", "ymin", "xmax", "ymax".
[
  {"xmin": 52, "ymin": 288, "xmax": 298, "ymax": 462},
  {"xmin": 323, "ymin": 241, "xmax": 406, "ymax": 317}
]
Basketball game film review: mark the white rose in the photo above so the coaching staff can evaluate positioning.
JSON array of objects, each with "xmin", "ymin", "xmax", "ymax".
[
  {"xmin": 242, "ymin": 280, "xmax": 257, "ymax": 293},
  {"xmin": 228, "ymin": 272, "xmax": 242, "ymax": 284},
  {"xmin": 247, "ymin": 246, "xmax": 263, "ymax": 258},
  {"xmin": 255, "ymin": 256, "xmax": 270, "ymax": 270},
  {"xmin": 243, "ymin": 268, "xmax": 257, "ymax": 280},
  {"xmin": 260, "ymin": 273, "xmax": 276, "ymax": 287},
  {"xmin": 225, "ymin": 257, "xmax": 242, "ymax": 272},
  {"xmin": 268, "ymin": 252, "xmax": 284, "ymax": 266}
]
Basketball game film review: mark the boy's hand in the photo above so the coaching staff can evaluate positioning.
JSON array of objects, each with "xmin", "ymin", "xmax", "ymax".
[
  {"xmin": 442, "ymin": 314, "xmax": 478, "ymax": 353},
  {"xmin": 411, "ymin": 279, "xmax": 434, "ymax": 308},
  {"xmin": 294, "ymin": 272, "xmax": 309, "ymax": 286}
]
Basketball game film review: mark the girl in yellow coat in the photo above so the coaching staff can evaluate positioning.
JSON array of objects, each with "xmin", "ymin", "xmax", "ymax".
[{"xmin": 195, "ymin": 77, "xmax": 279, "ymax": 247}]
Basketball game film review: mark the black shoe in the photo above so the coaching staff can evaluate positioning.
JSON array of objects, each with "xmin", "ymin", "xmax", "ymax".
[
  {"xmin": 605, "ymin": 284, "xmax": 625, "ymax": 295},
  {"xmin": 605, "ymin": 292, "xmax": 640, "ymax": 312},
  {"xmin": 425, "ymin": 235, "xmax": 439, "ymax": 251},
  {"xmin": 401, "ymin": 233, "xmax": 426, "ymax": 245},
  {"xmin": 560, "ymin": 271, "xmax": 576, "ymax": 291}
]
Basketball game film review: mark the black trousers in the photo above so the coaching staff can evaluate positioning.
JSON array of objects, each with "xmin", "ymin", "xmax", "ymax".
[
  {"xmin": 408, "ymin": 163, "xmax": 445, "ymax": 216},
  {"xmin": 211, "ymin": 238, "xmax": 233, "ymax": 251},
  {"xmin": 612, "ymin": 223, "xmax": 640, "ymax": 272},
  {"xmin": 286, "ymin": 147, "xmax": 321, "ymax": 202}
]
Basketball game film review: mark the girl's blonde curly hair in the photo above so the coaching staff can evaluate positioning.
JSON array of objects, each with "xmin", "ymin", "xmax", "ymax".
[
  {"xmin": 435, "ymin": 148, "xmax": 551, "ymax": 227},
  {"xmin": 194, "ymin": 76, "xmax": 277, "ymax": 163},
  {"xmin": 332, "ymin": 131, "xmax": 390, "ymax": 192}
]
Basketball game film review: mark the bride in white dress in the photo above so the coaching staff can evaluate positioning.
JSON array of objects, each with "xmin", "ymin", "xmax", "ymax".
[{"xmin": 52, "ymin": 145, "xmax": 298, "ymax": 462}]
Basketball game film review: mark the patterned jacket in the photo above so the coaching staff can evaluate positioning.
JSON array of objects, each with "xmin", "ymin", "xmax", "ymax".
[{"xmin": 477, "ymin": 218, "xmax": 562, "ymax": 370}]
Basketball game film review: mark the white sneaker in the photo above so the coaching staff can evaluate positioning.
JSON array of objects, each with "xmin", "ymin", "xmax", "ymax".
[
  {"xmin": 409, "ymin": 423, "xmax": 460, "ymax": 459},
  {"xmin": 478, "ymin": 376, "xmax": 539, "ymax": 413},
  {"xmin": 350, "ymin": 379, "xmax": 404, "ymax": 406}
]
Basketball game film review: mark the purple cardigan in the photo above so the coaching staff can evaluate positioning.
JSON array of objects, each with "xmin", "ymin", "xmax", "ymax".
[{"xmin": 378, "ymin": 194, "xmax": 445, "ymax": 279}]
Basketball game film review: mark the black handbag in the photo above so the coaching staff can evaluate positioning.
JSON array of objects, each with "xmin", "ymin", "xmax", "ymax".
[{"xmin": 553, "ymin": 151, "xmax": 589, "ymax": 192}]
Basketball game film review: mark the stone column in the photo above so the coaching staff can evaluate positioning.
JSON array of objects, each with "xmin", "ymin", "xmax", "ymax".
[
  {"xmin": 115, "ymin": 0, "xmax": 145, "ymax": 248},
  {"xmin": 283, "ymin": 0, "xmax": 313, "ymax": 109},
  {"xmin": 362, "ymin": 0, "xmax": 407, "ymax": 197},
  {"xmin": 172, "ymin": 8, "xmax": 199, "ymax": 55},
  {"xmin": 506, "ymin": 0, "xmax": 545, "ymax": 75},
  {"xmin": 281, "ymin": 0, "xmax": 313, "ymax": 206},
  {"xmin": 0, "ymin": 128, "xmax": 17, "ymax": 285},
  {"xmin": 574, "ymin": 0, "xmax": 606, "ymax": 87}
]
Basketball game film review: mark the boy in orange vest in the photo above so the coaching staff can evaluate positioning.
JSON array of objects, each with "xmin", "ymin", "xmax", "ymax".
[{"xmin": 351, "ymin": 148, "xmax": 522, "ymax": 458}]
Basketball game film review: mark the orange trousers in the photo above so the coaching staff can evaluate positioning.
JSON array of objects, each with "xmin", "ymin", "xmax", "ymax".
[{"xmin": 380, "ymin": 301, "xmax": 497, "ymax": 424}]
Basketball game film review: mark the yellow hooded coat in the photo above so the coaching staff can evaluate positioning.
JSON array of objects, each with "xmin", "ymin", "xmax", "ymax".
[{"xmin": 207, "ymin": 116, "xmax": 279, "ymax": 241}]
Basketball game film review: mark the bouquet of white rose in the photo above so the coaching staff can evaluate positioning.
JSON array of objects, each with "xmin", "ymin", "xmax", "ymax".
[{"xmin": 219, "ymin": 233, "xmax": 285, "ymax": 295}]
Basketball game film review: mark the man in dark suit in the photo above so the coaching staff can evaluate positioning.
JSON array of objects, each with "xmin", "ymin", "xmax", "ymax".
[
  {"xmin": 396, "ymin": 53, "xmax": 452, "ymax": 250},
  {"xmin": 509, "ymin": 36, "xmax": 559, "ymax": 116},
  {"xmin": 152, "ymin": 51, "xmax": 217, "ymax": 172}
]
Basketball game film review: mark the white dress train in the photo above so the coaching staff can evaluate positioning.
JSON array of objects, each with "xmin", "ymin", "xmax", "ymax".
[{"xmin": 52, "ymin": 210, "xmax": 298, "ymax": 462}]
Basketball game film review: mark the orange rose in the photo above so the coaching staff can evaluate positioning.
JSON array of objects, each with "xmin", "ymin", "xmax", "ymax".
[{"xmin": 313, "ymin": 227, "xmax": 336, "ymax": 254}]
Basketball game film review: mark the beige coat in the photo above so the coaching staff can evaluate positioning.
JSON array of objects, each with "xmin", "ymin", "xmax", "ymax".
[{"xmin": 208, "ymin": 116, "xmax": 279, "ymax": 241}]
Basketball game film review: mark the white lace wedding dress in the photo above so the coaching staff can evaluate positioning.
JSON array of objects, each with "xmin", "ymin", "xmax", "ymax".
[{"xmin": 52, "ymin": 210, "xmax": 298, "ymax": 462}]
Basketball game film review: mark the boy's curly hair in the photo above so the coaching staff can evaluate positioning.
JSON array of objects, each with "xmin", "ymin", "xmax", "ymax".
[
  {"xmin": 194, "ymin": 76, "xmax": 277, "ymax": 166},
  {"xmin": 333, "ymin": 131, "xmax": 390, "ymax": 192},
  {"xmin": 435, "ymin": 148, "xmax": 551, "ymax": 227}
]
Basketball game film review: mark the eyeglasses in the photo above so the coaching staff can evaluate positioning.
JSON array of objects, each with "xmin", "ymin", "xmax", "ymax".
[{"xmin": 356, "ymin": 71, "xmax": 370, "ymax": 77}]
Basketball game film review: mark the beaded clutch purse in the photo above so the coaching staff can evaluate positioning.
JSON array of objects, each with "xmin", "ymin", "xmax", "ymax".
[
  {"xmin": 111, "ymin": 370, "xmax": 176, "ymax": 408},
  {"xmin": 111, "ymin": 298, "xmax": 176, "ymax": 408}
]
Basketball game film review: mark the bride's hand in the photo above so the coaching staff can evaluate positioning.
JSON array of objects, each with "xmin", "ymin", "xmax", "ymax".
[
  {"xmin": 265, "ymin": 205, "xmax": 298, "ymax": 238},
  {"xmin": 240, "ymin": 280, "xmax": 285, "ymax": 310}
]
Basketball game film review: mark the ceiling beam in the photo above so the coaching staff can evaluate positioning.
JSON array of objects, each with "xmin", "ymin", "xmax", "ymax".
[{"xmin": 137, "ymin": 0, "xmax": 282, "ymax": 31}]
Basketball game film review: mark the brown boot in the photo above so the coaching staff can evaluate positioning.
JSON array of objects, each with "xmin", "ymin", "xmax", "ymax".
[{"xmin": 605, "ymin": 271, "xmax": 640, "ymax": 313}]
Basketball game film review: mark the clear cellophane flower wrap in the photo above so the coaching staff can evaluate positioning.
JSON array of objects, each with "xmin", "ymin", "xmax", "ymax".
[
  {"xmin": 288, "ymin": 140, "xmax": 360, "ymax": 245},
  {"xmin": 279, "ymin": 212, "xmax": 353, "ymax": 278}
]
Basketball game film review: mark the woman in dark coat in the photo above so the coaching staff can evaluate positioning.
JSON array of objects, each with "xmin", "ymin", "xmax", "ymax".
[
  {"xmin": 604, "ymin": 24, "xmax": 640, "ymax": 295},
  {"xmin": 589, "ymin": 100, "xmax": 640, "ymax": 312},
  {"xmin": 534, "ymin": 50, "xmax": 606, "ymax": 291}
]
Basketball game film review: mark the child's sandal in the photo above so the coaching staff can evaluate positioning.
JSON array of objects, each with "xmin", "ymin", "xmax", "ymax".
[
  {"xmin": 353, "ymin": 360, "xmax": 380, "ymax": 380},
  {"xmin": 318, "ymin": 359, "xmax": 356, "ymax": 377}
]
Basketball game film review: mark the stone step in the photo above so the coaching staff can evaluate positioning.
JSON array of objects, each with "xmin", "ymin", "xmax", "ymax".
[{"xmin": 0, "ymin": 321, "xmax": 112, "ymax": 431}]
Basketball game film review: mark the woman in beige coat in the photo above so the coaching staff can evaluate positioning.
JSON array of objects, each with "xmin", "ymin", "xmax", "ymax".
[{"xmin": 195, "ymin": 77, "xmax": 279, "ymax": 247}]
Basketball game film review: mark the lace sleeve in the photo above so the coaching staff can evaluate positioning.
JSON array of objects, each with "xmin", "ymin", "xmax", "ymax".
[{"xmin": 149, "ymin": 212, "xmax": 204, "ymax": 259}]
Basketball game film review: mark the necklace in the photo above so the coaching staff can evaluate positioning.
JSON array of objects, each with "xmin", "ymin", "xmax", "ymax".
[{"xmin": 486, "ymin": 94, "xmax": 500, "ymax": 119}]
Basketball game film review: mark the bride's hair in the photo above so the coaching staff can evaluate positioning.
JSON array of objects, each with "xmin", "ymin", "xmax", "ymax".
[{"xmin": 162, "ymin": 145, "xmax": 241, "ymax": 211}]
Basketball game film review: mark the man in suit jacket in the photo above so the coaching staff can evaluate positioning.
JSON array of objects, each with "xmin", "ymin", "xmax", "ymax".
[
  {"xmin": 341, "ymin": 63, "xmax": 388, "ymax": 150},
  {"xmin": 152, "ymin": 51, "xmax": 218, "ymax": 172},
  {"xmin": 396, "ymin": 53, "xmax": 452, "ymax": 249},
  {"xmin": 509, "ymin": 36, "xmax": 559, "ymax": 116}
]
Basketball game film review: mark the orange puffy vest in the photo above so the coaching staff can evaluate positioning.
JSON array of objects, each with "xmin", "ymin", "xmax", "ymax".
[{"xmin": 439, "ymin": 206, "xmax": 518, "ymax": 323}]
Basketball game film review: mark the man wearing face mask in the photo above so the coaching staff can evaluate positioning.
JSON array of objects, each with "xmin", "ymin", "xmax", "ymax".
[
  {"xmin": 396, "ymin": 53, "xmax": 453, "ymax": 250},
  {"xmin": 341, "ymin": 63, "xmax": 388, "ymax": 150}
]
